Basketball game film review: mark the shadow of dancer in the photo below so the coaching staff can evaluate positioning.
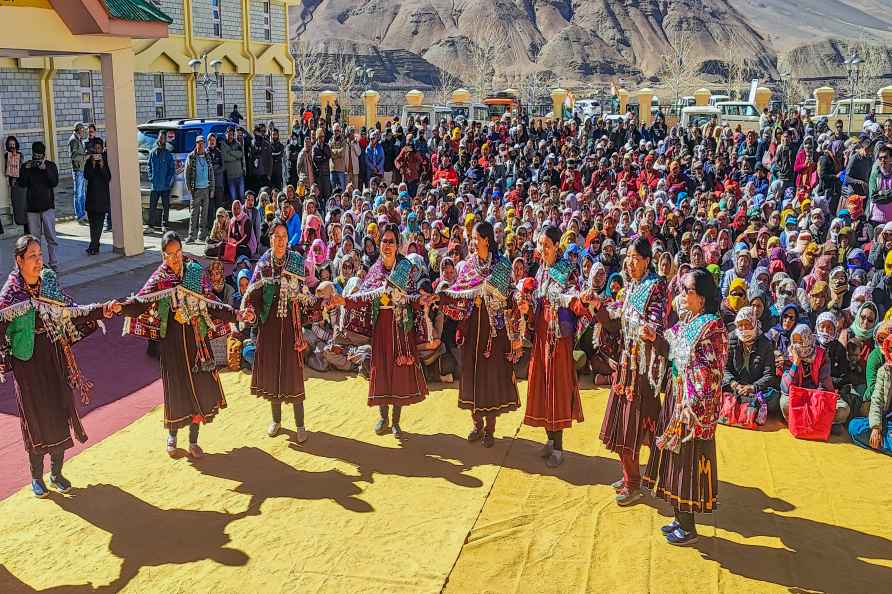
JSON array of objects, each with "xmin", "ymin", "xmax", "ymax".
[
  {"xmin": 693, "ymin": 481, "xmax": 892, "ymax": 593},
  {"xmin": 0, "ymin": 564, "xmax": 100, "ymax": 594},
  {"xmin": 188, "ymin": 446, "xmax": 373, "ymax": 514},
  {"xmin": 49, "ymin": 485, "xmax": 249, "ymax": 592}
]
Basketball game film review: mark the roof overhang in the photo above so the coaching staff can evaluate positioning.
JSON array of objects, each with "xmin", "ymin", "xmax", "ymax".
[{"xmin": 50, "ymin": 0, "xmax": 169, "ymax": 39}]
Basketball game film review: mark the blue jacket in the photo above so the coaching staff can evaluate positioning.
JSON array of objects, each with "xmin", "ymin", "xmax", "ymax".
[
  {"xmin": 364, "ymin": 143, "xmax": 384, "ymax": 177},
  {"xmin": 148, "ymin": 146, "xmax": 175, "ymax": 192}
]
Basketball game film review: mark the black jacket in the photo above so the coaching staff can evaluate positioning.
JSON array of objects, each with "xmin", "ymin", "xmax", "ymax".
[
  {"xmin": 20, "ymin": 158, "xmax": 59, "ymax": 213},
  {"xmin": 83, "ymin": 153, "xmax": 112, "ymax": 213},
  {"xmin": 723, "ymin": 334, "xmax": 778, "ymax": 394}
]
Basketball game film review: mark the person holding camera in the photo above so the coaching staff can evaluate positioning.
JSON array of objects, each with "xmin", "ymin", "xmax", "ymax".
[
  {"xmin": 83, "ymin": 138, "xmax": 112, "ymax": 255},
  {"xmin": 868, "ymin": 144, "xmax": 892, "ymax": 225},
  {"xmin": 18, "ymin": 141, "xmax": 59, "ymax": 270}
]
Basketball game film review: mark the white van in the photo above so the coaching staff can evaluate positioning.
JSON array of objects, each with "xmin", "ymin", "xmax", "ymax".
[
  {"xmin": 708, "ymin": 94, "xmax": 731, "ymax": 107},
  {"xmin": 825, "ymin": 99, "xmax": 878, "ymax": 133},
  {"xmin": 680, "ymin": 106, "xmax": 720, "ymax": 129},
  {"xmin": 400, "ymin": 105, "xmax": 454, "ymax": 128},
  {"xmin": 714, "ymin": 101, "xmax": 761, "ymax": 131}
]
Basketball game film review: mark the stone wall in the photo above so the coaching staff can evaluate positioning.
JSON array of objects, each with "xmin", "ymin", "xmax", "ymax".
[
  {"xmin": 153, "ymin": 0, "xmax": 184, "ymax": 35},
  {"xmin": 193, "ymin": 0, "xmax": 242, "ymax": 40}
]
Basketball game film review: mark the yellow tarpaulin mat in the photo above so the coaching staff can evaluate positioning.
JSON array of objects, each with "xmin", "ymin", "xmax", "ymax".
[
  {"xmin": 444, "ymin": 390, "xmax": 892, "ymax": 594},
  {"xmin": 0, "ymin": 374, "xmax": 890, "ymax": 593}
]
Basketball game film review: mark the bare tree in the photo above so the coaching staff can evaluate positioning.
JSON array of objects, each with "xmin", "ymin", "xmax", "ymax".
[
  {"xmin": 851, "ymin": 41, "xmax": 889, "ymax": 99},
  {"xmin": 659, "ymin": 28, "xmax": 701, "ymax": 107},
  {"xmin": 291, "ymin": 38, "xmax": 326, "ymax": 106},
  {"xmin": 507, "ymin": 70, "xmax": 557, "ymax": 113},
  {"xmin": 722, "ymin": 30, "xmax": 751, "ymax": 100},
  {"xmin": 776, "ymin": 52, "xmax": 806, "ymax": 111},
  {"xmin": 433, "ymin": 68, "xmax": 463, "ymax": 105},
  {"xmin": 325, "ymin": 41, "xmax": 359, "ymax": 110},
  {"xmin": 468, "ymin": 21, "xmax": 508, "ymax": 101}
]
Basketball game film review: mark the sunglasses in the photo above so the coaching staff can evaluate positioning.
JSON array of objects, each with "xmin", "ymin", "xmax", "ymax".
[{"xmin": 783, "ymin": 313, "xmax": 797, "ymax": 320}]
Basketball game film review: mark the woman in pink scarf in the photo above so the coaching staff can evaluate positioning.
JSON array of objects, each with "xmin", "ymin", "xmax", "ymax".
[{"xmin": 227, "ymin": 200, "xmax": 252, "ymax": 260}]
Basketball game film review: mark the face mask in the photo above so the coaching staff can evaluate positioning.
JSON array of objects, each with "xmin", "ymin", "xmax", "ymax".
[
  {"xmin": 816, "ymin": 330, "xmax": 835, "ymax": 346},
  {"xmin": 735, "ymin": 326, "xmax": 757, "ymax": 343}
]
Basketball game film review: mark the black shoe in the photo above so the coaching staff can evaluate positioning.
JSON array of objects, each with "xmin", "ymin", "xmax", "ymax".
[
  {"xmin": 665, "ymin": 528, "xmax": 699, "ymax": 546},
  {"xmin": 374, "ymin": 418, "xmax": 389, "ymax": 435},
  {"xmin": 468, "ymin": 427, "xmax": 484, "ymax": 442},
  {"xmin": 661, "ymin": 520, "xmax": 680, "ymax": 534},
  {"xmin": 482, "ymin": 433, "xmax": 495, "ymax": 448},
  {"xmin": 50, "ymin": 474, "xmax": 72, "ymax": 493}
]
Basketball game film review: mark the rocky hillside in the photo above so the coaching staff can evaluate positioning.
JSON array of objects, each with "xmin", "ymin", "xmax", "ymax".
[{"xmin": 290, "ymin": 0, "xmax": 891, "ymax": 92}]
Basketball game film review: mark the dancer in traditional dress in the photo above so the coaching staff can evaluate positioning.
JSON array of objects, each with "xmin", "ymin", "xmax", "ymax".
[
  {"xmin": 329, "ymin": 223, "xmax": 434, "ymax": 437},
  {"xmin": 241, "ymin": 220, "xmax": 319, "ymax": 441},
  {"xmin": 643, "ymin": 268, "xmax": 727, "ymax": 546},
  {"xmin": 438, "ymin": 221, "xmax": 521, "ymax": 447},
  {"xmin": 0, "ymin": 235, "xmax": 116, "ymax": 497},
  {"xmin": 121, "ymin": 231, "xmax": 243, "ymax": 458},
  {"xmin": 519, "ymin": 225, "xmax": 592, "ymax": 468},
  {"xmin": 597, "ymin": 236, "xmax": 668, "ymax": 506}
]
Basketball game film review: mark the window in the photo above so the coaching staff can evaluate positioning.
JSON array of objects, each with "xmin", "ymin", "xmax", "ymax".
[
  {"xmin": 742, "ymin": 105, "xmax": 758, "ymax": 117},
  {"xmin": 153, "ymin": 74, "xmax": 165, "ymax": 119},
  {"xmin": 216, "ymin": 76, "xmax": 225, "ymax": 118},
  {"xmin": 211, "ymin": 0, "xmax": 222, "ymax": 37},
  {"xmin": 79, "ymin": 71, "xmax": 94, "ymax": 123},
  {"xmin": 263, "ymin": 2, "xmax": 271, "ymax": 41},
  {"xmin": 265, "ymin": 74, "xmax": 274, "ymax": 113}
]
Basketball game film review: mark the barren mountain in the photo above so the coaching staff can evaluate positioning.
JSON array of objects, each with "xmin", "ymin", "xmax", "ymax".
[{"xmin": 290, "ymin": 0, "xmax": 890, "ymax": 91}]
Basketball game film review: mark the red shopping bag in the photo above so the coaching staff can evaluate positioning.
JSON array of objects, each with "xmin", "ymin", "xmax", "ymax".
[
  {"xmin": 222, "ymin": 240, "xmax": 237, "ymax": 263},
  {"xmin": 787, "ymin": 386, "xmax": 837, "ymax": 441}
]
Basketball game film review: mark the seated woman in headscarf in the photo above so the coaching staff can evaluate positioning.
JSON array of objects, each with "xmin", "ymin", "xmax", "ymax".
[
  {"xmin": 848, "ymin": 331, "xmax": 892, "ymax": 455},
  {"xmin": 863, "ymin": 321, "xmax": 892, "ymax": 418},
  {"xmin": 724, "ymin": 306, "xmax": 780, "ymax": 412},
  {"xmin": 780, "ymin": 324, "xmax": 850, "ymax": 429},
  {"xmin": 815, "ymin": 311, "xmax": 850, "ymax": 398},
  {"xmin": 720, "ymin": 277, "xmax": 749, "ymax": 330},
  {"xmin": 747, "ymin": 284, "xmax": 775, "ymax": 331},
  {"xmin": 207, "ymin": 260, "xmax": 234, "ymax": 306},
  {"xmin": 799, "ymin": 281, "xmax": 829, "ymax": 327},
  {"xmin": 769, "ymin": 276, "xmax": 799, "ymax": 321},
  {"xmin": 840, "ymin": 301, "xmax": 879, "ymax": 395},
  {"xmin": 203, "ymin": 207, "xmax": 230, "ymax": 257},
  {"xmin": 767, "ymin": 303, "xmax": 802, "ymax": 372}
]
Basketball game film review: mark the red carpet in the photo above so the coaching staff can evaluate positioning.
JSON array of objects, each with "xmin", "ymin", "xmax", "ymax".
[{"xmin": 0, "ymin": 317, "xmax": 162, "ymax": 499}]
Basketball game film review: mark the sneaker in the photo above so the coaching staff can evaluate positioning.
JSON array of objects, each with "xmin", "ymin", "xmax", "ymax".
[
  {"xmin": 32, "ymin": 479, "xmax": 49, "ymax": 498},
  {"xmin": 661, "ymin": 520, "xmax": 681, "ymax": 535},
  {"xmin": 665, "ymin": 527, "xmax": 699, "ymax": 546},
  {"xmin": 615, "ymin": 488, "xmax": 644, "ymax": 507},
  {"xmin": 468, "ymin": 427, "xmax": 484, "ymax": 442},
  {"xmin": 166, "ymin": 435, "xmax": 177, "ymax": 458},
  {"xmin": 188, "ymin": 443, "xmax": 204, "ymax": 459},
  {"xmin": 374, "ymin": 418, "xmax": 389, "ymax": 435},
  {"xmin": 482, "ymin": 433, "xmax": 495, "ymax": 448},
  {"xmin": 611, "ymin": 478, "xmax": 625, "ymax": 492},
  {"xmin": 295, "ymin": 427, "xmax": 308, "ymax": 443},
  {"xmin": 545, "ymin": 450, "xmax": 564, "ymax": 468},
  {"xmin": 50, "ymin": 474, "xmax": 72, "ymax": 494},
  {"xmin": 391, "ymin": 424, "xmax": 403, "ymax": 438},
  {"xmin": 267, "ymin": 422, "xmax": 281, "ymax": 437},
  {"xmin": 539, "ymin": 440, "xmax": 554, "ymax": 459}
]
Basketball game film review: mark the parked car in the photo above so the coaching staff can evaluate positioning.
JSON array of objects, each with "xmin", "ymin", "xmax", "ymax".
[
  {"xmin": 713, "ymin": 101, "xmax": 761, "ymax": 131},
  {"xmin": 680, "ymin": 106, "xmax": 720, "ymax": 129},
  {"xmin": 400, "ymin": 104, "xmax": 454, "ymax": 128},
  {"xmin": 137, "ymin": 118, "xmax": 241, "ymax": 225}
]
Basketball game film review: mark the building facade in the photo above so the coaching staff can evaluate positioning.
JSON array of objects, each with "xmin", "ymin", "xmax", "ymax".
[{"xmin": 0, "ymin": 0, "xmax": 295, "ymax": 183}]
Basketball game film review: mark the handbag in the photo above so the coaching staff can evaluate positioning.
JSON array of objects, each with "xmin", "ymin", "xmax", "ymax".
[
  {"xmin": 718, "ymin": 391, "xmax": 767, "ymax": 430},
  {"xmin": 222, "ymin": 240, "xmax": 237, "ymax": 263},
  {"xmin": 788, "ymin": 386, "xmax": 838, "ymax": 441}
]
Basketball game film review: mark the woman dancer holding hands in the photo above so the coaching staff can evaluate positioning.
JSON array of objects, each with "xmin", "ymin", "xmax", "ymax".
[
  {"xmin": 241, "ymin": 220, "xmax": 319, "ymax": 441},
  {"xmin": 329, "ymin": 223, "xmax": 434, "ymax": 437},
  {"xmin": 439, "ymin": 221, "xmax": 521, "ymax": 447}
]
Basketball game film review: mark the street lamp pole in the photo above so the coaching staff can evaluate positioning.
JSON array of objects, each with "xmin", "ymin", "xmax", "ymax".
[
  {"xmin": 189, "ymin": 55, "xmax": 223, "ymax": 117},
  {"xmin": 844, "ymin": 51, "xmax": 863, "ymax": 135}
]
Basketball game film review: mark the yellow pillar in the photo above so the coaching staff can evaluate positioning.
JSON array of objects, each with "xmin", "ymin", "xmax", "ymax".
[
  {"xmin": 38, "ymin": 57, "xmax": 57, "ymax": 162},
  {"xmin": 637, "ymin": 87, "xmax": 654, "ymax": 125},
  {"xmin": 405, "ymin": 89, "xmax": 424, "ymax": 106},
  {"xmin": 617, "ymin": 88, "xmax": 629, "ymax": 115},
  {"xmin": 362, "ymin": 90, "xmax": 380, "ymax": 130},
  {"xmin": 754, "ymin": 86, "xmax": 772, "ymax": 111},
  {"xmin": 814, "ymin": 86, "xmax": 835, "ymax": 116},
  {"xmin": 241, "ymin": 0, "xmax": 256, "ymax": 130},
  {"xmin": 694, "ymin": 88, "xmax": 711, "ymax": 107},
  {"xmin": 451, "ymin": 88, "xmax": 471, "ymax": 104},
  {"xmin": 878, "ymin": 86, "xmax": 892, "ymax": 114},
  {"xmin": 551, "ymin": 88, "xmax": 567, "ymax": 119},
  {"xmin": 284, "ymin": 3, "xmax": 295, "ymax": 128},
  {"xmin": 100, "ymin": 48, "xmax": 143, "ymax": 256}
]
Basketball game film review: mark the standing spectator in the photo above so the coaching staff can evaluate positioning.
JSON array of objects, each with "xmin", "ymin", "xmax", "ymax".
[
  {"xmin": 206, "ymin": 133, "xmax": 225, "ymax": 233},
  {"xmin": 774, "ymin": 129, "xmax": 795, "ymax": 197},
  {"xmin": 68, "ymin": 123, "xmax": 87, "ymax": 223},
  {"xmin": 147, "ymin": 130, "xmax": 175, "ymax": 232},
  {"xmin": 252, "ymin": 125, "xmax": 272, "ymax": 191},
  {"xmin": 868, "ymin": 144, "xmax": 892, "ymax": 225},
  {"xmin": 846, "ymin": 136, "xmax": 873, "ymax": 198},
  {"xmin": 382, "ymin": 128, "xmax": 397, "ymax": 185},
  {"xmin": 329, "ymin": 123, "xmax": 348, "ymax": 191},
  {"xmin": 270, "ymin": 128, "xmax": 285, "ymax": 191},
  {"xmin": 221, "ymin": 127, "xmax": 245, "ymax": 206},
  {"xmin": 184, "ymin": 135, "xmax": 214, "ymax": 244},
  {"xmin": 364, "ymin": 130, "xmax": 385, "ymax": 185},
  {"xmin": 346, "ymin": 126, "xmax": 362, "ymax": 189},
  {"xmin": 394, "ymin": 134, "xmax": 423, "ymax": 196},
  {"xmin": 311, "ymin": 128, "xmax": 332, "ymax": 211},
  {"xmin": 229, "ymin": 104, "xmax": 243, "ymax": 125},
  {"xmin": 4, "ymin": 135, "xmax": 23, "ymax": 234},
  {"xmin": 19, "ymin": 141, "xmax": 59, "ymax": 270},
  {"xmin": 83, "ymin": 138, "xmax": 111, "ymax": 255}
]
